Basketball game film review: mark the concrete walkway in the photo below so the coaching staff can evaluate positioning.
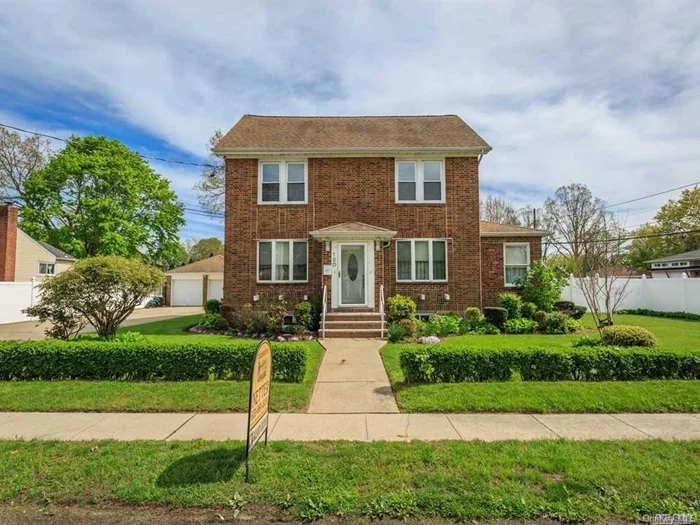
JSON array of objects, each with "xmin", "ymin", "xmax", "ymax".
[
  {"xmin": 1, "ymin": 412, "xmax": 699, "ymax": 441},
  {"xmin": 308, "ymin": 338, "xmax": 399, "ymax": 414},
  {"xmin": 0, "ymin": 306, "xmax": 203, "ymax": 340}
]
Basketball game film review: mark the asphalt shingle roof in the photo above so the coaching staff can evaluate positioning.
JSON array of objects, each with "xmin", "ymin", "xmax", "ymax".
[
  {"xmin": 38, "ymin": 241, "xmax": 77, "ymax": 261},
  {"xmin": 166, "ymin": 254, "xmax": 224, "ymax": 274},
  {"xmin": 646, "ymin": 249, "xmax": 700, "ymax": 264}
]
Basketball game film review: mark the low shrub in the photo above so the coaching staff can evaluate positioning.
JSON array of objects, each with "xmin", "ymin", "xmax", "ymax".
[
  {"xmin": 476, "ymin": 323, "xmax": 500, "ymax": 335},
  {"xmin": 463, "ymin": 307, "xmax": 484, "ymax": 332},
  {"xmin": 544, "ymin": 311, "xmax": 572, "ymax": 334},
  {"xmin": 483, "ymin": 307, "xmax": 508, "ymax": 329},
  {"xmin": 386, "ymin": 295, "xmax": 417, "ymax": 322},
  {"xmin": 0, "ymin": 340, "xmax": 308, "ymax": 382},
  {"xmin": 571, "ymin": 305, "xmax": 587, "ymax": 320},
  {"xmin": 422, "ymin": 314, "xmax": 460, "ymax": 337},
  {"xmin": 601, "ymin": 325, "xmax": 657, "ymax": 347},
  {"xmin": 498, "ymin": 293, "xmax": 522, "ymax": 320},
  {"xmin": 203, "ymin": 299, "xmax": 222, "ymax": 315},
  {"xmin": 617, "ymin": 309, "xmax": 700, "ymax": 322},
  {"xmin": 566, "ymin": 317, "xmax": 584, "ymax": 333},
  {"xmin": 400, "ymin": 347, "xmax": 516, "ymax": 383},
  {"xmin": 572, "ymin": 335, "xmax": 602, "ymax": 347},
  {"xmin": 399, "ymin": 318, "xmax": 418, "ymax": 340},
  {"xmin": 265, "ymin": 302, "xmax": 288, "ymax": 335},
  {"xmin": 113, "ymin": 331, "xmax": 145, "ymax": 343},
  {"xmin": 199, "ymin": 313, "xmax": 229, "ymax": 331},
  {"xmin": 521, "ymin": 302, "xmax": 537, "ymax": 320},
  {"xmin": 387, "ymin": 322, "xmax": 407, "ymax": 343},
  {"xmin": 554, "ymin": 300, "xmax": 575, "ymax": 311},
  {"xmin": 503, "ymin": 318, "xmax": 538, "ymax": 334},
  {"xmin": 399, "ymin": 345, "xmax": 700, "ymax": 383},
  {"xmin": 553, "ymin": 300, "xmax": 587, "ymax": 320},
  {"xmin": 246, "ymin": 310, "xmax": 269, "ymax": 335},
  {"xmin": 534, "ymin": 311, "xmax": 548, "ymax": 331},
  {"xmin": 293, "ymin": 301, "xmax": 315, "ymax": 332}
]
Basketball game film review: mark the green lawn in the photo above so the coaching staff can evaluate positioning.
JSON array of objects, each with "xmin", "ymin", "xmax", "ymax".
[
  {"xmin": 382, "ymin": 314, "xmax": 700, "ymax": 413},
  {"xmin": 0, "ymin": 315, "xmax": 324, "ymax": 413},
  {"xmin": 1, "ymin": 439, "xmax": 698, "ymax": 521}
]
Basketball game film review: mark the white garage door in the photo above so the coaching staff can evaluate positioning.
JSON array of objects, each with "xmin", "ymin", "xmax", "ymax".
[
  {"xmin": 171, "ymin": 279, "xmax": 202, "ymax": 306},
  {"xmin": 208, "ymin": 279, "xmax": 224, "ymax": 301}
]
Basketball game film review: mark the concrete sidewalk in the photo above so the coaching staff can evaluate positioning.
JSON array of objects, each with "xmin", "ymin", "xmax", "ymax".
[
  {"xmin": 308, "ymin": 338, "xmax": 399, "ymax": 413},
  {"xmin": 1, "ymin": 412, "xmax": 699, "ymax": 441}
]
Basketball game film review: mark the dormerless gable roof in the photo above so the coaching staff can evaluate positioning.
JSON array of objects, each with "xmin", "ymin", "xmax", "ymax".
[{"xmin": 214, "ymin": 115, "xmax": 491, "ymax": 153}]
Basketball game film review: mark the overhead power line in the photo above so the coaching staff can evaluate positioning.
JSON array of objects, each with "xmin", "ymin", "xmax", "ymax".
[
  {"xmin": 605, "ymin": 181, "xmax": 700, "ymax": 209},
  {"xmin": 542, "ymin": 227, "xmax": 700, "ymax": 246},
  {"xmin": 0, "ymin": 122, "xmax": 218, "ymax": 169}
]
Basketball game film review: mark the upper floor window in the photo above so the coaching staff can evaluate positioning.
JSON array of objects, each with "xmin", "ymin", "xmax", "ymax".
[
  {"xmin": 504, "ymin": 243, "xmax": 530, "ymax": 287},
  {"xmin": 38, "ymin": 262, "xmax": 55, "ymax": 276},
  {"xmin": 395, "ymin": 160, "xmax": 445, "ymax": 203},
  {"xmin": 258, "ymin": 161, "xmax": 307, "ymax": 204},
  {"xmin": 258, "ymin": 240, "xmax": 308, "ymax": 282},
  {"xmin": 396, "ymin": 239, "xmax": 447, "ymax": 282}
]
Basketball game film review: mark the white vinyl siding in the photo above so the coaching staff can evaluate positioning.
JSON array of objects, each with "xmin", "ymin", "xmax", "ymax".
[
  {"xmin": 504, "ymin": 243, "xmax": 530, "ymax": 286},
  {"xmin": 395, "ymin": 160, "xmax": 445, "ymax": 203},
  {"xmin": 396, "ymin": 239, "xmax": 448, "ymax": 282},
  {"xmin": 258, "ymin": 161, "xmax": 307, "ymax": 204},
  {"xmin": 257, "ymin": 240, "xmax": 308, "ymax": 282}
]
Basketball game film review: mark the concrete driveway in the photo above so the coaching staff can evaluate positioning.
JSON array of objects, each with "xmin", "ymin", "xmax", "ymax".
[{"xmin": 0, "ymin": 306, "xmax": 203, "ymax": 340}]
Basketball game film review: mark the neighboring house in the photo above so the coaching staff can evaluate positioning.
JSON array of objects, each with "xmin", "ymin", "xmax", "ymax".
[
  {"xmin": 213, "ymin": 115, "xmax": 549, "ymax": 335},
  {"xmin": 646, "ymin": 250, "xmax": 700, "ymax": 278},
  {"xmin": 164, "ymin": 254, "xmax": 224, "ymax": 306},
  {"xmin": 0, "ymin": 204, "xmax": 77, "ymax": 282},
  {"xmin": 586, "ymin": 266, "xmax": 649, "ymax": 279}
]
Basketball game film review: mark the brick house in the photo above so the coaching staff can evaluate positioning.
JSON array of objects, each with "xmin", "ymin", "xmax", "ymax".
[{"xmin": 214, "ymin": 115, "xmax": 548, "ymax": 336}]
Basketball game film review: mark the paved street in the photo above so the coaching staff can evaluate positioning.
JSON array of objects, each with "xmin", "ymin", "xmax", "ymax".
[
  {"xmin": 1, "ymin": 411, "xmax": 699, "ymax": 441},
  {"xmin": 0, "ymin": 306, "xmax": 203, "ymax": 340}
]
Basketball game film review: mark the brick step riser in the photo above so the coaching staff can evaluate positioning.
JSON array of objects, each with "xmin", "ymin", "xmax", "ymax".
[
  {"xmin": 324, "ymin": 322, "xmax": 384, "ymax": 330},
  {"xmin": 324, "ymin": 330, "xmax": 383, "ymax": 338},
  {"xmin": 326, "ymin": 314, "xmax": 382, "ymax": 322}
]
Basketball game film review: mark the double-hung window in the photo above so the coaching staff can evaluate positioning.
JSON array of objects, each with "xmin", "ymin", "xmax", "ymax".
[
  {"xmin": 259, "ymin": 161, "xmax": 307, "ymax": 204},
  {"xmin": 395, "ymin": 160, "xmax": 445, "ymax": 203},
  {"xmin": 38, "ymin": 262, "xmax": 55, "ymax": 276},
  {"xmin": 396, "ymin": 239, "xmax": 447, "ymax": 281},
  {"xmin": 504, "ymin": 243, "xmax": 530, "ymax": 286},
  {"xmin": 258, "ymin": 240, "xmax": 308, "ymax": 282}
]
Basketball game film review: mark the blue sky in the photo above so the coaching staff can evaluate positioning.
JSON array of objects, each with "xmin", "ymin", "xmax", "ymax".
[{"xmin": 2, "ymin": 0, "xmax": 700, "ymax": 240}]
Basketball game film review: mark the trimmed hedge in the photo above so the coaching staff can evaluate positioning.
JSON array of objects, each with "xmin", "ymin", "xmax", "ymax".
[
  {"xmin": 601, "ymin": 325, "xmax": 657, "ymax": 347},
  {"xmin": 400, "ymin": 345, "xmax": 700, "ymax": 383},
  {"xmin": 617, "ymin": 308, "xmax": 700, "ymax": 322},
  {"xmin": 0, "ymin": 340, "xmax": 308, "ymax": 382}
]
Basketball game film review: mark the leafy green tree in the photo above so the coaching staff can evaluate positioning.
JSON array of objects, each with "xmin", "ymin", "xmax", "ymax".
[
  {"xmin": 625, "ymin": 188, "xmax": 700, "ymax": 269},
  {"xmin": 187, "ymin": 237, "xmax": 224, "ymax": 262},
  {"xmin": 27, "ymin": 256, "xmax": 164, "ymax": 339},
  {"xmin": 19, "ymin": 135, "xmax": 184, "ymax": 263},
  {"xmin": 518, "ymin": 261, "xmax": 568, "ymax": 312}
]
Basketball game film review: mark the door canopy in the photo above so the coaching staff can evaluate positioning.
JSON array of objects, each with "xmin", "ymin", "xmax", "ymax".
[{"xmin": 309, "ymin": 222, "xmax": 397, "ymax": 242}]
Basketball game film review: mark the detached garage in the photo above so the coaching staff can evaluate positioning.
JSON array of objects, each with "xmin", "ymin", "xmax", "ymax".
[{"xmin": 165, "ymin": 255, "xmax": 224, "ymax": 306}]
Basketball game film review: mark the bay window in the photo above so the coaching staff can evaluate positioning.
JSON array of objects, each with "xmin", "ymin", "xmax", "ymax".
[
  {"xmin": 396, "ymin": 239, "xmax": 447, "ymax": 282},
  {"xmin": 258, "ymin": 161, "xmax": 307, "ymax": 204},
  {"xmin": 258, "ymin": 240, "xmax": 308, "ymax": 282},
  {"xmin": 504, "ymin": 243, "xmax": 530, "ymax": 286},
  {"xmin": 395, "ymin": 160, "xmax": 445, "ymax": 203}
]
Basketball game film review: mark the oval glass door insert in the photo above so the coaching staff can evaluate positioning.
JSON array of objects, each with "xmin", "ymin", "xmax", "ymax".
[{"xmin": 347, "ymin": 253, "xmax": 359, "ymax": 281}]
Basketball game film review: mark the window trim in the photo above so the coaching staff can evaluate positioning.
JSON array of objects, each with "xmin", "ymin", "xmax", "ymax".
[
  {"xmin": 395, "ymin": 239, "xmax": 448, "ymax": 282},
  {"xmin": 394, "ymin": 159, "xmax": 445, "ymax": 204},
  {"xmin": 503, "ymin": 242, "xmax": 530, "ymax": 287},
  {"xmin": 256, "ymin": 240, "xmax": 309, "ymax": 283},
  {"xmin": 38, "ymin": 261, "xmax": 56, "ymax": 276},
  {"xmin": 258, "ymin": 160, "xmax": 308, "ymax": 205}
]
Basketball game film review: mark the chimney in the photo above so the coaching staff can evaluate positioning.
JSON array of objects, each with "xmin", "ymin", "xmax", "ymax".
[{"xmin": 0, "ymin": 204, "xmax": 18, "ymax": 281}]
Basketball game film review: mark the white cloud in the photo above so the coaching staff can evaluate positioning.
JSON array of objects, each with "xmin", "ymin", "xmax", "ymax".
[{"xmin": 1, "ymin": 0, "xmax": 700, "ymax": 228}]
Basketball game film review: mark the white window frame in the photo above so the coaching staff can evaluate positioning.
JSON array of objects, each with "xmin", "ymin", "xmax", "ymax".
[
  {"xmin": 38, "ymin": 261, "xmax": 55, "ymax": 276},
  {"xmin": 503, "ymin": 242, "xmax": 530, "ymax": 287},
  {"xmin": 395, "ymin": 159, "xmax": 445, "ymax": 204},
  {"xmin": 258, "ymin": 160, "xmax": 308, "ymax": 204},
  {"xmin": 395, "ymin": 239, "xmax": 448, "ymax": 282},
  {"xmin": 256, "ymin": 240, "xmax": 308, "ymax": 283}
]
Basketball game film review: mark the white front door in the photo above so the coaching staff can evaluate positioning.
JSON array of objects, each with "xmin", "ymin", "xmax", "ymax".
[{"xmin": 332, "ymin": 242, "xmax": 374, "ymax": 308}]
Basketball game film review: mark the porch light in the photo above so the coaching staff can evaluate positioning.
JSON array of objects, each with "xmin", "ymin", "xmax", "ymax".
[
  {"xmin": 443, "ymin": 293, "xmax": 450, "ymax": 301},
  {"xmin": 375, "ymin": 240, "xmax": 380, "ymax": 251},
  {"xmin": 303, "ymin": 295, "xmax": 308, "ymax": 301},
  {"xmin": 418, "ymin": 294, "xmax": 425, "ymax": 301},
  {"xmin": 253, "ymin": 294, "xmax": 260, "ymax": 302},
  {"xmin": 278, "ymin": 294, "xmax": 284, "ymax": 301}
]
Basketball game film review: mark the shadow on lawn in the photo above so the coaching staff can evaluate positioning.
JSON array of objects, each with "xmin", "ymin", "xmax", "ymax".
[{"xmin": 156, "ymin": 446, "xmax": 246, "ymax": 487}]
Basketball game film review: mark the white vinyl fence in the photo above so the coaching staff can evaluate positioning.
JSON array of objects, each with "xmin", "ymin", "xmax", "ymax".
[
  {"xmin": 0, "ymin": 280, "xmax": 40, "ymax": 325},
  {"xmin": 561, "ymin": 275, "xmax": 700, "ymax": 314}
]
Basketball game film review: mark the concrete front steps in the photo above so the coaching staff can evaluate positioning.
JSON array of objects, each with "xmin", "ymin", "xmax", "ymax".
[{"xmin": 323, "ymin": 311, "xmax": 385, "ymax": 338}]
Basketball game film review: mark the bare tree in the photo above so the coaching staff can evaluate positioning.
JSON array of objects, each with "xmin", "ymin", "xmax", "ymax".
[
  {"xmin": 543, "ymin": 183, "xmax": 608, "ymax": 272},
  {"xmin": 0, "ymin": 127, "xmax": 49, "ymax": 204},
  {"xmin": 480, "ymin": 194, "xmax": 521, "ymax": 225},
  {"xmin": 193, "ymin": 129, "xmax": 225, "ymax": 215},
  {"xmin": 572, "ymin": 215, "xmax": 633, "ymax": 333}
]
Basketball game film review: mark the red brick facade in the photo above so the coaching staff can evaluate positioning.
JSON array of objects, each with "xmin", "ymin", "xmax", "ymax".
[
  {"xmin": 0, "ymin": 205, "xmax": 18, "ymax": 282},
  {"xmin": 480, "ymin": 236, "xmax": 543, "ymax": 306},
  {"xmin": 223, "ymin": 157, "xmax": 541, "ymax": 313}
]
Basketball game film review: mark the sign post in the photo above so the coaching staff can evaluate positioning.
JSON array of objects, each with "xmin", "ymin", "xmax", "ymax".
[{"xmin": 245, "ymin": 339, "xmax": 272, "ymax": 482}]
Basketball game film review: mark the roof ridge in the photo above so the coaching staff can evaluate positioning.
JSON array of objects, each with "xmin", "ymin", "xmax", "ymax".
[{"xmin": 242, "ymin": 114, "xmax": 461, "ymax": 119}]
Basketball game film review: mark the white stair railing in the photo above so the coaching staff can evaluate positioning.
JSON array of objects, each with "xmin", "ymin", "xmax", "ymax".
[
  {"xmin": 321, "ymin": 284, "xmax": 327, "ymax": 339},
  {"xmin": 379, "ymin": 284, "xmax": 385, "ymax": 339}
]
